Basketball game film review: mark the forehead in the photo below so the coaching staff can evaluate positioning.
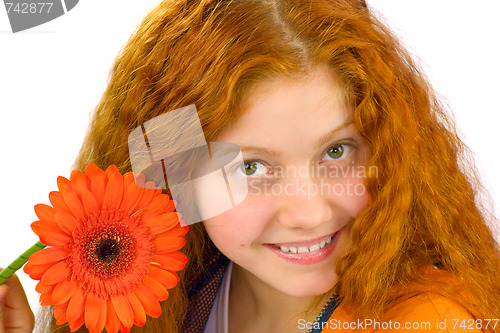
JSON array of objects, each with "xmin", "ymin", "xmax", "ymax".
[{"xmin": 216, "ymin": 66, "xmax": 352, "ymax": 148}]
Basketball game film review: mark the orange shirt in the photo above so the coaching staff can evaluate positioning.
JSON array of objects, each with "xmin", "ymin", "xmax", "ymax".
[{"xmin": 319, "ymin": 266, "xmax": 491, "ymax": 332}]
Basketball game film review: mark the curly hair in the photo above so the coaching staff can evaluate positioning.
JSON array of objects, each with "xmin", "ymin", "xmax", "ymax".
[{"xmin": 38, "ymin": 0, "xmax": 500, "ymax": 332}]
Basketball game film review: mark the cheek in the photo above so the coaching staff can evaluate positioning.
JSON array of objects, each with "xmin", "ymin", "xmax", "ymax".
[
  {"xmin": 203, "ymin": 197, "xmax": 274, "ymax": 249},
  {"xmin": 328, "ymin": 174, "xmax": 370, "ymax": 217}
]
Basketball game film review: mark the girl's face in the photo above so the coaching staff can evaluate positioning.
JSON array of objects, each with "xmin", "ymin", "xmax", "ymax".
[{"xmin": 201, "ymin": 65, "xmax": 370, "ymax": 297}]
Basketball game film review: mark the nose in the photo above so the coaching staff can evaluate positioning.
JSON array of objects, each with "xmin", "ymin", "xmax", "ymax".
[{"xmin": 275, "ymin": 175, "xmax": 333, "ymax": 230}]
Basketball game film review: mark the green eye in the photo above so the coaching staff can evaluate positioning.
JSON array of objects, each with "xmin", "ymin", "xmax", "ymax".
[
  {"xmin": 327, "ymin": 144, "xmax": 344, "ymax": 159},
  {"xmin": 244, "ymin": 162, "xmax": 258, "ymax": 176},
  {"xmin": 240, "ymin": 161, "xmax": 267, "ymax": 177}
]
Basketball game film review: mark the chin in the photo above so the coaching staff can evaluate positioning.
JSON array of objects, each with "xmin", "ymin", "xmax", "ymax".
[{"xmin": 277, "ymin": 277, "xmax": 337, "ymax": 298}]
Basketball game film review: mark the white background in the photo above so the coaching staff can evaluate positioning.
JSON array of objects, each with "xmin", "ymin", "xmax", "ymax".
[{"xmin": 0, "ymin": 0, "xmax": 499, "ymax": 317}]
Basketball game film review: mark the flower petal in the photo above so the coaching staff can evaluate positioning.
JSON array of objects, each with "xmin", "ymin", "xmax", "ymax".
[
  {"xmin": 134, "ymin": 184, "xmax": 160, "ymax": 212},
  {"xmin": 49, "ymin": 191, "xmax": 72, "ymax": 215},
  {"xmin": 132, "ymin": 172, "xmax": 145, "ymax": 185},
  {"xmin": 157, "ymin": 225, "xmax": 189, "ymax": 239},
  {"xmin": 24, "ymin": 261, "xmax": 55, "ymax": 280},
  {"xmin": 54, "ymin": 300, "xmax": 69, "ymax": 325},
  {"xmin": 103, "ymin": 165, "xmax": 124, "ymax": 210},
  {"xmin": 141, "ymin": 195, "xmax": 175, "ymax": 221},
  {"xmin": 151, "ymin": 252, "xmax": 187, "ymax": 271},
  {"xmin": 153, "ymin": 236, "xmax": 186, "ymax": 253},
  {"xmin": 105, "ymin": 299, "xmax": 121, "ymax": 333},
  {"xmin": 57, "ymin": 176, "xmax": 72, "ymax": 192},
  {"xmin": 35, "ymin": 282, "xmax": 55, "ymax": 294},
  {"xmin": 70, "ymin": 169, "xmax": 90, "ymax": 198},
  {"xmin": 86, "ymin": 163, "xmax": 107, "ymax": 209},
  {"xmin": 40, "ymin": 261, "xmax": 71, "ymax": 285},
  {"xmin": 66, "ymin": 288, "xmax": 85, "ymax": 323},
  {"xmin": 39, "ymin": 293, "xmax": 52, "ymax": 306},
  {"xmin": 133, "ymin": 191, "xmax": 156, "ymax": 213},
  {"xmin": 120, "ymin": 174, "xmax": 144, "ymax": 216},
  {"xmin": 111, "ymin": 294, "xmax": 134, "ymax": 329},
  {"xmin": 85, "ymin": 293, "xmax": 103, "ymax": 332},
  {"xmin": 81, "ymin": 187, "xmax": 99, "ymax": 217},
  {"xmin": 86, "ymin": 295, "xmax": 107, "ymax": 333},
  {"xmin": 95, "ymin": 299, "xmax": 107, "ymax": 333},
  {"xmin": 34, "ymin": 204, "xmax": 57, "ymax": 224},
  {"xmin": 119, "ymin": 322, "xmax": 131, "ymax": 333},
  {"xmin": 133, "ymin": 284, "xmax": 161, "ymax": 318},
  {"xmin": 148, "ymin": 266, "xmax": 179, "ymax": 289},
  {"xmin": 68, "ymin": 310, "xmax": 85, "ymax": 332},
  {"xmin": 61, "ymin": 189, "xmax": 86, "ymax": 219},
  {"xmin": 52, "ymin": 278, "xmax": 78, "ymax": 305},
  {"xmin": 28, "ymin": 247, "xmax": 69, "ymax": 266},
  {"xmin": 31, "ymin": 221, "xmax": 71, "ymax": 247},
  {"xmin": 127, "ymin": 292, "xmax": 146, "ymax": 327},
  {"xmin": 55, "ymin": 211, "xmax": 79, "ymax": 235},
  {"xmin": 142, "ymin": 275, "xmax": 169, "ymax": 301},
  {"xmin": 144, "ymin": 212, "xmax": 181, "ymax": 234}
]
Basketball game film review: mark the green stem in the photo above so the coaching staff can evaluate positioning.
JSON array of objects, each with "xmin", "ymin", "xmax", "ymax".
[{"xmin": 0, "ymin": 241, "xmax": 46, "ymax": 284}]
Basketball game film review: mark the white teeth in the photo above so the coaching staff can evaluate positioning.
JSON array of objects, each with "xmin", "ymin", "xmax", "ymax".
[
  {"xmin": 297, "ymin": 246, "xmax": 309, "ymax": 254},
  {"xmin": 276, "ymin": 235, "xmax": 333, "ymax": 254},
  {"xmin": 309, "ymin": 243, "xmax": 321, "ymax": 252}
]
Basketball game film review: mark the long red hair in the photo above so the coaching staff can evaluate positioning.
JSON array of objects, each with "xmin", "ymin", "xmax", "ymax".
[{"xmin": 37, "ymin": 0, "xmax": 500, "ymax": 332}]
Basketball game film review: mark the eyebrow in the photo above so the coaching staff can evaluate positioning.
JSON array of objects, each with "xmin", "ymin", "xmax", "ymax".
[
  {"xmin": 314, "ymin": 118, "xmax": 354, "ymax": 148},
  {"xmin": 238, "ymin": 118, "xmax": 354, "ymax": 157}
]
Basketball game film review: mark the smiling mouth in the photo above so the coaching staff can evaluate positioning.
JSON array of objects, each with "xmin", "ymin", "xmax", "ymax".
[
  {"xmin": 265, "ymin": 228, "xmax": 343, "ymax": 265},
  {"xmin": 272, "ymin": 234, "xmax": 334, "ymax": 254},
  {"xmin": 269, "ymin": 230, "xmax": 339, "ymax": 253}
]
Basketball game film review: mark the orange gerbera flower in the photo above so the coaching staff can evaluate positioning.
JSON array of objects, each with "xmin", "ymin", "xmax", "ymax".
[{"xmin": 23, "ymin": 163, "xmax": 189, "ymax": 333}]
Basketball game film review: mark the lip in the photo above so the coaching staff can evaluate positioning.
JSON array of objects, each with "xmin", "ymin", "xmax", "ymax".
[{"xmin": 264, "ymin": 228, "xmax": 343, "ymax": 265}]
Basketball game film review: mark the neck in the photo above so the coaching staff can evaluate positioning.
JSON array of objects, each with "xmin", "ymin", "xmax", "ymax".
[{"xmin": 228, "ymin": 263, "xmax": 334, "ymax": 332}]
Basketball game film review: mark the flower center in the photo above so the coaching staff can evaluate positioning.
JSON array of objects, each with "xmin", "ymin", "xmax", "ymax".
[
  {"xmin": 95, "ymin": 238, "xmax": 120, "ymax": 263},
  {"xmin": 70, "ymin": 208, "xmax": 154, "ymax": 298}
]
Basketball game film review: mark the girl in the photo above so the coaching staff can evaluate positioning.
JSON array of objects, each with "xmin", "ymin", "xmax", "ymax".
[{"xmin": 2, "ymin": 0, "xmax": 500, "ymax": 332}]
